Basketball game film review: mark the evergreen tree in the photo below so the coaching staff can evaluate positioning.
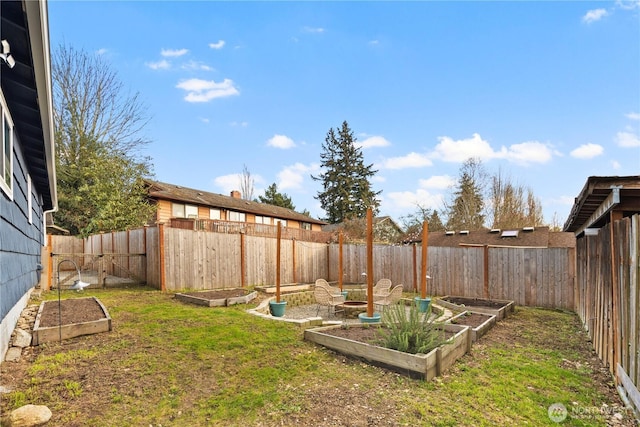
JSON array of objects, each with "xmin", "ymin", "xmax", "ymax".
[
  {"xmin": 258, "ymin": 183, "xmax": 296, "ymax": 210},
  {"xmin": 312, "ymin": 121, "xmax": 381, "ymax": 223},
  {"xmin": 445, "ymin": 158, "xmax": 486, "ymax": 230},
  {"xmin": 53, "ymin": 44, "xmax": 155, "ymax": 236}
]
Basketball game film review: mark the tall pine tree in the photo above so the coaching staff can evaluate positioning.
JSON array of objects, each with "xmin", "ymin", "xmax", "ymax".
[
  {"xmin": 312, "ymin": 121, "xmax": 381, "ymax": 224},
  {"xmin": 445, "ymin": 158, "xmax": 486, "ymax": 230},
  {"xmin": 258, "ymin": 183, "xmax": 295, "ymax": 210}
]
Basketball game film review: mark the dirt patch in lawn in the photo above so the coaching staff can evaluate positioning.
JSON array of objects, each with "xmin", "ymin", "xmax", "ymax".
[{"xmin": 38, "ymin": 298, "xmax": 107, "ymax": 328}]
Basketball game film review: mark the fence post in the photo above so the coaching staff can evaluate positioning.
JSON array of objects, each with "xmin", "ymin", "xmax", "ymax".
[
  {"xmin": 483, "ymin": 245, "xmax": 489, "ymax": 299},
  {"xmin": 240, "ymin": 232, "xmax": 245, "ymax": 288},
  {"xmin": 159, "ymin": 223, "xmax": 166, "ymax": 292},
  {"xmin": 292, "ymin": 239, "xmax": 297, "ymax": 284}
]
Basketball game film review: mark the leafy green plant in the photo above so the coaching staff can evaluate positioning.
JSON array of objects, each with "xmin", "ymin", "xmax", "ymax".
[{"xmin": 378, "ymin": 303, "xmax": 448, "ymax": 354}]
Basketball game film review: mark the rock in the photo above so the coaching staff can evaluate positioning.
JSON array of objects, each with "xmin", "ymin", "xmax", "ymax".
[
  {"xmin": 4, "ymin": 347, "xmax": 22, "ymax": 362},
  {"xmin": 13, "ymin": 329, "xmax": 32, "ymax": 348},
  {"xmin": 9, "ymin": 404, "xmax": 52, "ymax": 427}
]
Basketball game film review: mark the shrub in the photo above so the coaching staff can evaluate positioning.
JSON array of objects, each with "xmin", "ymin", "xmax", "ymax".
[{"xmin": 377, "ymin": 303, "xmax": 448, "ymax": 354}]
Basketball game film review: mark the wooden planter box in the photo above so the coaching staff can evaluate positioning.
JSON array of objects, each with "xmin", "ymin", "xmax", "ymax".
[
  {"xmin": 32, "ymin": 297, "xmax": 112, "ymax": 345},
  {"xmin": 437, "ymin": 296, "xmax": 515, "ymax": 320},
  {"xmin": 448, "ymin": 311, "xmax": 496, "ymax": 343},
  {"xmin": 175, "ymin": 291, "xmax": 257, "ymax": 307},
  {"xmin": 304, "ymin": 323, "xmax": 470, "ymax": 380}
]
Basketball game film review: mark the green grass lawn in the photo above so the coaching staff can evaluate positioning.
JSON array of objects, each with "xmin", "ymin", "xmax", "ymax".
[{"xmin": 1, "ymin": 287, "xmax": 634, "ymax": 426}]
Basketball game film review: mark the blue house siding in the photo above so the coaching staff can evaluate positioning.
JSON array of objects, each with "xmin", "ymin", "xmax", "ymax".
[{"xmin": 0, "ymin": 134, "xmax": 45, "ymax": 360}]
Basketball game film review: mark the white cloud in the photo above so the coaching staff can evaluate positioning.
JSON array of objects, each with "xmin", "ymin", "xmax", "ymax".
[
  {"xmin": 385, "ymin": 189, "xmax": 444, "ymax": 211},
  {"xmin": 418, "ymin": 175, "xmax": 455, "ymax": 190},
  {"xmin": 181, "ymin": 60, "xmax": 213, "ymax": 71},
  {"xmin": 303, "ymin": 26, "xmax": 325, "ymax": 33},
  {"xmin": 277, "ymin": 163, "xmax": 315, "ymax": 190},
  {"xmin": 615, "ymin": 131, "xmax": 640, "ymax": 147},
  {"xmin": 199, "ymin": 117, "xmax": 210, "ymax": 124},
  {"xmin": 626, "ymin": 112, "xmax": 640, "ymax": 121},
  {"xmin": 176, "ymin": 78, "xmax": 239, "ymax": 102},
  {"xmin": 357, "ymin": 136, "xmax": 390, "ymax": 149},
  {"xmin": 381, "ymin": 152, "xmax": 432, "ymax": 169},
  {"xmin": 230, "ymin": 121, "xmax": 248, "ymax": 127},
  {"xmin": 433, "ymin": 133, "xmax": 495, "ymax": 162},
  {"xmin": 209, "ymin": 40, "xmax": 226, "ymax": 50},
  {"xmin": 146, "ymin": 59, "xmax": 171, "ymax": 70},
  {"xmin": 267, "ymin": 134, "xmax": 296, "ymax": 149},
  {"xmin": 369, "ymin": 40, "xmax": 380, "ymax": 46},
  {"xmin": 502, "ymin": 141, "xmax": 554, "ymax": 164},
  {"xmin": 616, "ymin": 0, "xmax": 640, "ymax": 10},
  {"xmin": 611, "ymin": 160, "xmax": 622, "ymax": 170},
  {"xmin": 570, "ymin": 143, "xmax": 604, "ymax": 159},
  {"xmin": 432, "ymin": 134, "xmax": 554, "ymax": 165},
  {"xmin": 96, "ymin": 48, "xmax": 108, "ymax": 55},
  {"xmin": 582, "ymin": 8, "xmax": 608, "ymax": 23},
  {"xmin": 161, "ymin": 48, "xmax": 189, "ymax": 57}
]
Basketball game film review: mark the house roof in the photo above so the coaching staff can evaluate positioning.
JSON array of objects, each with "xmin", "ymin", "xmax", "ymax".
[
  {"xmin": 1, "ymin": 0, "xmax": 56, "ymax": 210},
  {"xmin": 146, "ymin": 180, "xmax": 327, "ymax": 225},
  {"xmin": 563, "ymin": 176, "xmax": 640, "ymax": 235},
  {"xmin": 409, "ymin": 226, "xmax": 575, "ymax": 248}
]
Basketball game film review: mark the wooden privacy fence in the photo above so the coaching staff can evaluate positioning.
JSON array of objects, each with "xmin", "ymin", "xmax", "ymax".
[
  {"xmin": 574, "ymin": 215, "xmax": 640, "ymax": 415},
  {"xmin": 47, "ymin": 227, "xmax": 154, "ymax": 289},
  {"xmin": 48, "ymin": 225, "xmax": 575, "ymax": 310}
]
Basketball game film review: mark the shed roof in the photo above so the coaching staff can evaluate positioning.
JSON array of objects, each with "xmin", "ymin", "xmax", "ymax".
[
  {"xmin": 146, "ymin": 180, "xmax": 327, "ymax": 225},
  {"xmin": 563, "ymin": 176, "xmax": 640, "ymax": 235},
  {"xmin": 409, "ymin": 226, "xmax": 575, "ymax": 248}
]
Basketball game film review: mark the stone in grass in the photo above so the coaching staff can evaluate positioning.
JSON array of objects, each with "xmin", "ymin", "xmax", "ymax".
[
  {"xmin": 4, "ymin": 347, "xmax": 22, "ymax": 362},
  {"xmin": 9, "ymin": 404, "xmax": 52, "ymax": 427},
  {"xmin": 13, "ymin": 329, "xmax": 32, "ymax": 348}
]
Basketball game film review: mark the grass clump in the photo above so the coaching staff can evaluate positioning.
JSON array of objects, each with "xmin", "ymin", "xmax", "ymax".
[{"xmin": 378, "ymin": 302, "xmax": 448, "ymax": 354}]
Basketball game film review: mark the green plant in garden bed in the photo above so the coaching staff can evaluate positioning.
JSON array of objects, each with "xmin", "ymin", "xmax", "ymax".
[{"xmin": 378, "ymin": 303, "xmax": 449, "ymax": 354}]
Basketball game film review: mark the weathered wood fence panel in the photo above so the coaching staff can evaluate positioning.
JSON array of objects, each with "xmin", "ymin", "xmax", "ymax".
[
  {"xmin": 574, "ymin": 215, "xmax": 640, "ymax": 417},
  {"xmin": 49, "ymin": 228, "xmax": 575, "ymax": 311}
]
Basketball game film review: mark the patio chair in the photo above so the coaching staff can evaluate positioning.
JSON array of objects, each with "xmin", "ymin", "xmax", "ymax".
[
  {"xmin": 373, "ymin": 285, "xmax": 404, "ymax": 312},
  {"xmin": 366, "ymin": 278, "xmax": 392, "ymax": 301},
  {"xmin": 314, "ymin": 285, "xmax": 346, "ymax": 317},
  {"xmin": 315, "ymin": 278, "xmax": 342, "ymax": 296}
]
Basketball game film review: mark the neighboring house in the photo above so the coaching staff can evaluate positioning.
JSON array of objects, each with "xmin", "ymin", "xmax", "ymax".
[
  {"xmin": 407, "ymin": 226, "xmax": 575, "ymax": 249},
  {"xmin": 146, "ymin": 180, "xmax": 328, "ymax": 239},
  {"xmin": 0, "ymin": 0, "xmax": 57, "ymax": 361}
]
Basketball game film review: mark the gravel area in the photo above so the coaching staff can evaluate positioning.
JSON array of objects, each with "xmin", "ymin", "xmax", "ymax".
[{"xmin": 280, "ymin": 303, "xmax": 451, "ymax": 324}]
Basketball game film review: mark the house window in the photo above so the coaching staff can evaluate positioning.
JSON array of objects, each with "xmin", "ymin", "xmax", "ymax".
[
  {"xmin": 172, "ymin": 203, "xmax": 198, "ymax": 218},
  {"xmin": 255, "ymin": 216, "xmax": 272, "ymax": 225},
  {"xmin": 210, "ymin": 209, "xmax": 221, "ymax": 220},
  {"xmin": 185, "ymin": 205, "xmax": 198, "ymax": 219},
  {"xmin": 27, "ymin": 175, "xmax": 33, "ymax": 224},
  {"xmin": 301, "ymin": 222, "xmax": 311, "ymax": 231},
  {"xmin": 275, "ymin": 219, "xmax": 287, "ymax": 227},
  {"xmin": 0, "ymin": 95, "xmax": 14, "ymax": 198},
  {"xmin": 228, "ymin": 211, "xmax": 246, "ymax": 222},
  {"xmin": 172, "ymin": 203, "xmax": 185, "ymax": 218}
]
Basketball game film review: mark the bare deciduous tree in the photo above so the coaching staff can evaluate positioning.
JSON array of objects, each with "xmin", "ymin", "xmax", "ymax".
[{"xmin": 53, "ymin": 44, "xmax": 155, "ymax": 236}]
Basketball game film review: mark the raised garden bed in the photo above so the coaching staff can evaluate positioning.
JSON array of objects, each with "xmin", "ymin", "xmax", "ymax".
[
  {"xmin": 175, "ymin": 289, "xmax": 257, "ymax": 307},
  {"xmin": 437, "ymin": 296, "xmax": 514, "ymax": 320},
  {"xmin": 304, "ymin": 323, "xmax": 470, "ymax": 380},
  {"xmin": 448, "ymin": 311, "xmax": 496, "ymax": 343},
  {"xmin": 32, "ymin": 297, "xmax": 112, "ymax": 345}
]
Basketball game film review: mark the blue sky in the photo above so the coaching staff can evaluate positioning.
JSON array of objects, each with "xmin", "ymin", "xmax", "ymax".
[{"xmin": 48, "ymin": 1, "xmax": 640, "ymax": 228}]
